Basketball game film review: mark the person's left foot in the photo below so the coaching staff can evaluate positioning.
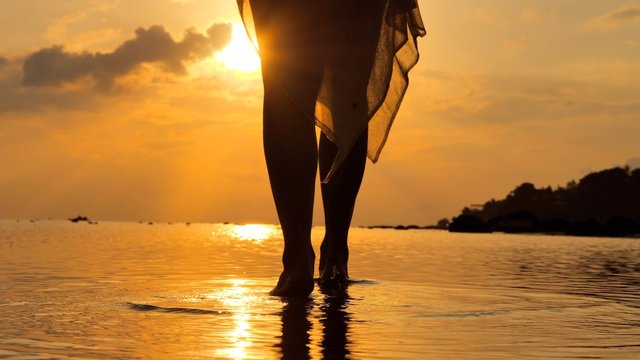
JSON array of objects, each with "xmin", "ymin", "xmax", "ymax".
[
  {"xmin": 318, "ymin": 268, "xmax": 348, "ymax": 290},
  {"xmin": 319, "ymin": 239, "xmax": 348, "ymax": 286}
]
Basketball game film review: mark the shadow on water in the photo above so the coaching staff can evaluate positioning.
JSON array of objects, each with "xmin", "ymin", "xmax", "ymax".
[{"xmin": 277, "ymin": 289, "xmax": 352, "ymax": 359}]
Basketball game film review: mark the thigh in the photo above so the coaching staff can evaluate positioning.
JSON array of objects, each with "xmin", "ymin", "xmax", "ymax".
[
  {"xmin": 252, "ymin": 0, "xmax": 326, "ymax": 115},
  {"xmin": 251, "ymin": 0, "xmax": 324, "ymax": 70}
]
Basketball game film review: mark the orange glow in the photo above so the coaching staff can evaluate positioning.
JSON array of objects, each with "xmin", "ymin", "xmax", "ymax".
[
  {"xmin": 2, "ymin": 2, "xmax": 639, "ymax": 226},
  {"xmin": 229, "ymin": 224, "xmax": 277, "ymax": 242},
  {"xmin": 208, "ymin": 280, "xmax": 255, "ymax": 359},
  {"xmin": 216, "ymin": 23, "xmax": 261, "ymax": 72}
]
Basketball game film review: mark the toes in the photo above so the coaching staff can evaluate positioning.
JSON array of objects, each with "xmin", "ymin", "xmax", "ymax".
[
  {"xmin": 318, "ymin": 268, "xmax": 348, "ymax": 291},
  {"xmin": 270, "ymin": 270, "xmax": 315, "ymax": 297}
]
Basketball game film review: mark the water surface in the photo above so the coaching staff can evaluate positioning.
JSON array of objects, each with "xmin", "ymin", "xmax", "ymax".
[{"xmin": 1, "ymin": 220, "xmax": 639, "ymax": 359}]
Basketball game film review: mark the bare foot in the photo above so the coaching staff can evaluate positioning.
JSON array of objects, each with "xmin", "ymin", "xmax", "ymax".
[
  {"xmin": 270, "ymin": 248, "xmax": 315, "ymax": 297},
  {"xmin": 318, "ymin": 265, "xmax": 348, "ymax": 290},
  {"xmin": 319, "ymin": 237, "xmax": 349, "ymax": 289}
]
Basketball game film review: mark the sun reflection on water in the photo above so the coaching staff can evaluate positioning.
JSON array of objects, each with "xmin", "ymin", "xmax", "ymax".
[
  {"xmin": 230, "ymin": 224, "xmax": 277, "ymax": 242},
  {"xmin": 209, "ymin": 280, "xmax": 257, "ymax": 359}
]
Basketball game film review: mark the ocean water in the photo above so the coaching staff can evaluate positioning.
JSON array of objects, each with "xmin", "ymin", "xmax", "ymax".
[{"xmin": 1, "ymin": 220, "xmax": 639, "ymax": 359}]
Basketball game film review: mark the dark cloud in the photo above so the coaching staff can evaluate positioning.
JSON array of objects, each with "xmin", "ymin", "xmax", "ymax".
[
  {"xmin": 0, "ymin": 56, "xmax": 8, "ymax": 68},
  {"xmin": 605, "ymin": 7, "xmax": 640, "ymax": 22},
  {"xmin": 592, "ymin": 5, "xmax": 640, "ymax": 27},
  {"xmin": 22, "ymin": 23, "xmax": 231, "ymax": 90},
  {"xmin": 0, "ymin": 59, "xmax": 100, "ymax": 115}
]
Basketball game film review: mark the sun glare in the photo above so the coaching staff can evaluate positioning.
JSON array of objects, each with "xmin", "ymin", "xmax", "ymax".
[
  {"xmin": 208, "ymin": 280, "xmax": 254, "ymax": 359},
  {"xmin": 231, "ymin": 224, "xmax": 276, "ymax": 242},
  {"xmin": 217, "ymin": 23, "xmax": 261, "ymax": 72}
]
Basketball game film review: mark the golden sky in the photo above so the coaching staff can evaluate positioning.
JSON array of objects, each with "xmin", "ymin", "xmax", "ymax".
[{"xmin": 1, "ymin": 0, "xmax": 639, "ymax": 225}]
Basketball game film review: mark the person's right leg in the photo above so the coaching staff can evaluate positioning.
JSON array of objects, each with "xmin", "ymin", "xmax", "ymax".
[
  {"xmin": 252, "ymin": 0, "xmax": 324, "ymax": 296},
  {"xmin": 262, "ymin": 75, "xmax": 318, "ymax": 297}
]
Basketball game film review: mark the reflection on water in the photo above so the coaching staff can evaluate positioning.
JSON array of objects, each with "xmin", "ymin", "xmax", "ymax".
[
  {"xmin": 228, "ymin": 224, "xmax": 278, "ymax": 243},
  {"xmin": 278, "ymin": 298, "xmax": 313, "ymax": 359},
  {"xmin": 213, "ymin": 280, "xmax": 254, "ymax": 359},
  {"xmin": 277, "ymin": 291, "xmax": 352, "ymax": 360},
  {"xmin": 1, "ymin": 220, "xmax": 640, "ymax": 359},
  {"xmin": 319, "ymin": 290, "xmax": 350, "ymax": 360}
]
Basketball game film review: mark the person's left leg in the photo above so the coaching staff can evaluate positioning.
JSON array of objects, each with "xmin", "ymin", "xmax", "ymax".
[
  {"xmin": 314, "ymin": 0, "xmax": 383, "ymax": 287},
  {"xmin": 318, "ymin": 128, "xmax": 368, "ymax": 286}
]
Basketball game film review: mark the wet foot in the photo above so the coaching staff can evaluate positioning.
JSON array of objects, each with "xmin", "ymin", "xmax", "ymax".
[
  {"xmin": 270, "ymin": 271, "xmax": 314, "ymax": 297},
  {"xmin": 319, "ymin": 236, "xmax": 349, "ymax": 290},
  {"xmin": 318, "ymin": 254, "xmax": 349, "ymax": 290},
  {"xmin": 318, "ymin": 268, "xmax": 348, "ymax": 291},
  {"xmin": 270, "ymin": 248, "xmax": 315, "ymax": 297}
]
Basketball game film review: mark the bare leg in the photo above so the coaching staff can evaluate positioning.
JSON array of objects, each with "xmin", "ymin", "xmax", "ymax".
[
  {"xmin": 312, "ymin": 0, "xmax": 379, "ymax": 287},
  {"xmin": 319, "ymin": 128, "xmax": 368, "ymax": 287},
  {"xmin": 253, "ymin": 0, "xmax": 324, "ymax": 297},
  {"xmin": 263, "ymin": 74, "xmax": 318, "ymax": 297}
]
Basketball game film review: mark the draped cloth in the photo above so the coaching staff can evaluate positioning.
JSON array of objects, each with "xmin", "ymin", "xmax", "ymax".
[{"xmin": 237, "ymin": 0, "xmax": 426, "ymax": 182}]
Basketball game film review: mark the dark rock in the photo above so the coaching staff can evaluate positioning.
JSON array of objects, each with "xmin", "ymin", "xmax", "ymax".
[
  {"xmin": 449, "ymin": 214, "xmax": 491, "ymax": 233},
  {"xmin": 490, "ymin": 210, "xmax": 540, "ymax": 233},
  {"xmin": 601, "ymin": 216, "xmax": 640, "ymax": 237},
  {"xmin": 567, "ymin": 218, "xmax": 600, "ymax": 236}
]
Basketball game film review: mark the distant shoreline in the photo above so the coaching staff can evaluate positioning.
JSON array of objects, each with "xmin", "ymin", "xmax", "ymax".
[
  {"xmin": 6, "ymin": 218, "xmax": 639, "ymax": 239},
  {"xmin": 362, "ymin": 223, "xmax": 640, "ymax": 239},
  {"xmin": 447, "ymin": 166, "xmax": 640, "ymax": 239}
]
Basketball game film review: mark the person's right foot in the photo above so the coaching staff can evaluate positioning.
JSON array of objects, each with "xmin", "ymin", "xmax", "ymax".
[
  {"xmin": 270, "ymin": 270, "xmax": 314, "ymax": 297},
  {"xmin": 270, "ymin": 247, "xmax": 315, "ymax": 297}
]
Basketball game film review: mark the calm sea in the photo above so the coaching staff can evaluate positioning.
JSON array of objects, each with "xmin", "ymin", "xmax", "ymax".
[{"xmin": 1, "ymin": 220, "xmax": 639, "ymax": 359}]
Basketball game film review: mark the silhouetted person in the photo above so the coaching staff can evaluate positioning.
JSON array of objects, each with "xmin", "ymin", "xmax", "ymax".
[{"xmin": 237, "ymin": 0, "xmax": 425, "ymax": 296}]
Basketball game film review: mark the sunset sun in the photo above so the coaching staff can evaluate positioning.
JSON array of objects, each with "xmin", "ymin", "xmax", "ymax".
[{"xmin": 217, "ymin": 23, "xmax": 261, "ymax": 72}]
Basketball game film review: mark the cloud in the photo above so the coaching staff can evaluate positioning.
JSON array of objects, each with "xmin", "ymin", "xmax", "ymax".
[
  {"xmin": 603, "ymin": 6, "xmax": 640, "ymax": 22},
  {"xmin": 22, "ymin": 23, "xmax": 232, "ymax": 90},
  {"xmin": 0, "ymin": 57, "xmax": 7, "ymax": 69},
  {"xmin": 1, "ymin": 57, "xmax": 100, "ymax": 115},
  {"xmin": 589, "ymin": 4, "xmax": 640, "ymax": 28},
  {"xmin": 628, "ymin": 157, "xmax": 640, "ymax": 169}
]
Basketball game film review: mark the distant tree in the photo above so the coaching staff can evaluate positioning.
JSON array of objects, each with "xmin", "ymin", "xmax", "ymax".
[
  {"xmin": 511, "ymin": 182, "xmax": 536, "ymax": 199},
  {"xmin": 449, "ymin": 166, "xmax": 640, "ymax": 236},
  {"xmin": 436, "ymin": 218, "xmax": 450, "ymax": 229},
  {"xmin": 449, "ymin": 214, "xmax": 490, "ymax": 233}
]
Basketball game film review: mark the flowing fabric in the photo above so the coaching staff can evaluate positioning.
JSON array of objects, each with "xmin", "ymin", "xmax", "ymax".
[{"xmin": 237, "ymin": 0, "xmax": 426, "ymax": 182}]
